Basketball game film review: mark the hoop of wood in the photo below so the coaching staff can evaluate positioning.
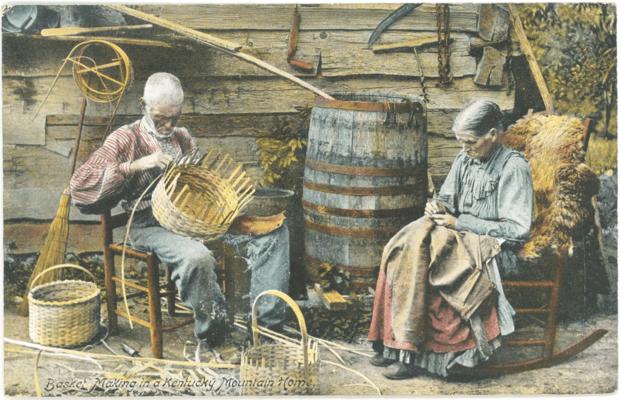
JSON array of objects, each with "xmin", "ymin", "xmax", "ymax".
[
  {"xmin": 151, "ymin": 149, "xmax": 255, "ymax": 241},
  {"xmin": 70, "ymin": 39, "xmax": 133, "ymax": 103}
]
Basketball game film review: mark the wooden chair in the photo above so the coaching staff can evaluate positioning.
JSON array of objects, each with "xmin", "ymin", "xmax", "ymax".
[
  {"xmin": 463, "ymin": 117, "xmax": 609, "ymax": 377},
  {"xmin": 101, "ymin": 210, "xmax": 194, "ymax": 358}
]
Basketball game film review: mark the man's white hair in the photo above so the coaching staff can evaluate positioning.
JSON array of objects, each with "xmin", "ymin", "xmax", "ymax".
[{"xmin": 143, "ymin": 72, "xmax": 184, "ymax": 107}]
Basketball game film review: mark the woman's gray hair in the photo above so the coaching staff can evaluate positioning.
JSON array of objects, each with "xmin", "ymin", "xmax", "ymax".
[
  {"xmin": 452, "ymin": 99, "xmax": 504, "ymax": 137},
  {"xmin": 143, "ymin": 72, "xmax": 184, "ymax": 107}
]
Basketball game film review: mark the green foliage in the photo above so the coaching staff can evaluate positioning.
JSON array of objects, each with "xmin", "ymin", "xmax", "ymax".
[
  {"xmin": 586, "ymin": 136, "xmax": 618, "ymax": 175},
  {"xmin": 518, "ymin": 3, "xmax": 617, "ymax": 139},
  {"xmin": 256, "ymin": 106, "xmax": 312, "ymax": 191}
]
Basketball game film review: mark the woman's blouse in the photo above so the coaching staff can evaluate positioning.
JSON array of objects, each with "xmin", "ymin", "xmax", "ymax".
[{"xmin": 436, "ymin": 145, "xmax": 534, "ymax": 244}]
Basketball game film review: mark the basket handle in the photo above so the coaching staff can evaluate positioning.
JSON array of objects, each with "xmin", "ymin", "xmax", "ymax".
[
  {"xmin": 30, "ymin": 264, "xmax": 96, "ymax": 289},
  {"xmin": 251, "ymin": 290, "xmax": 310, "ymax": 377}
]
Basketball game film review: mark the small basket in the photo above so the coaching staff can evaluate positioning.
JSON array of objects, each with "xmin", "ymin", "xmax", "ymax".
[
  {"xmin": 240, "ymin": 290, "xmax": 320, "ymax": 395},
  {"xmin": 28, "ymin": 264, "xmax": 101, "ymax": 348},
  {"xmin": 152, "ymin": 149, "xmax": 255, "ymax": 241}
]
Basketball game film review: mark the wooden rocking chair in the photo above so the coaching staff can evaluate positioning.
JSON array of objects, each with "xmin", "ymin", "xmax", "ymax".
[{"xmin": 462, "ymin": 116, "xmax": 609, "ymax": 377}]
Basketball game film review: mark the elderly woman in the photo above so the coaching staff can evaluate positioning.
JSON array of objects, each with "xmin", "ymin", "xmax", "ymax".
[{"xmin": 368, "ymin": 100, "xmax": 534, "ymax": 379}]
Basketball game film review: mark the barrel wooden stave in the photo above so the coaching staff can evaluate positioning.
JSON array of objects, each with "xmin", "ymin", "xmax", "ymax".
[{"xmin": 303, "ymin": 93, "xmax": 427, "ymax": 291}]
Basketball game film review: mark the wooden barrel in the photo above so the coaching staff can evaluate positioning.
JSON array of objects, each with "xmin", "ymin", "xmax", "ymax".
[{"xmin": 303, "ymin": 93, "xmax": 428, "ymax": 291}]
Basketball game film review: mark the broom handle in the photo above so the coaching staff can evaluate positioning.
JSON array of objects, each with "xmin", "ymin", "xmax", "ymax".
[{"xmin": 70, "ymin": 98, "xmax": 88, "ymax": 175}]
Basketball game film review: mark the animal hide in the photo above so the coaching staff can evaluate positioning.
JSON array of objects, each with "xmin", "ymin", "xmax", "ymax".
[{"xmin": 501, "ymin": 114, "xmax": 599, "ymax": 259}]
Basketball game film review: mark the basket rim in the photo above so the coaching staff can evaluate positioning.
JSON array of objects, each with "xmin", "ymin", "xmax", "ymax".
[{"xmin": 28, "ymin": 279, "xmax": 100, "ymax": 307}]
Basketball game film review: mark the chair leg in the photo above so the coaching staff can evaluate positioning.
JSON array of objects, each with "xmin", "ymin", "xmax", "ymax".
[
  {"xmin": 103, "ymin": 247, "xmax": 118, "ymax": 333},
  {"xmin": 146, "ymin": 253, "xmax": 164, "ymax": 359},
  {"xmin": 166, "ymin": 265, "xmax": 176, "ymax": 317},
  {"xmin": 543, "ymin": 251, "xmax": 567, "ymax": 364}
]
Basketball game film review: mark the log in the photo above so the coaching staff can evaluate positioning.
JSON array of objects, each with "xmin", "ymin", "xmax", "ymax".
[
  {"xmin": 4, "ymin": 220, "xmax": 104, "ymax": 253},
  {"xmin": 107, "ymin": 5, "xmax": 334, "ymax": 100},
  {"xmin": 132, "ymin": 3, "xmax": 480, "ymax": 32},
  {"xmin": 4, "ymin": 131, "xmax": 456, "ymax": 223},
  {"xmin": 3, "ymin": 30, "xmax": 472, "ymax": 79},
  {"xmin": 46, "ymin": 112, "xmax": 305, "ymax": 138},
  {"xmin": 474, "ymin": 46, "xmax": 506, "ymax": 87},
  {"xmin": 3, "ymin": 72, "xmax": 512, "ymax": 157},
  {"xmin": 3, "ymin": 74, "xmax": 512, "ymax": 154}
]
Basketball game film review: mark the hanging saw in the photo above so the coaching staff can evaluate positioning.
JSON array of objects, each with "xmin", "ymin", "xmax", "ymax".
[{"xmin": 367, "ymin": 3, "xmax": 422, "ymax": 48}]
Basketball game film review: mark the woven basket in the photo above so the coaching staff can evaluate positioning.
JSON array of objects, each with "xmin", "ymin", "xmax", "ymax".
[
  {"xmin": 152, "ymin": 149, "xmax": 255, "ymax": 241},
  {"xmin": 28, "ymin": 264, "xmax": 100, "ymax": 348},
  {"xmin": 241, "ymin": 290, "xmax": 320, "ymax": 395}
]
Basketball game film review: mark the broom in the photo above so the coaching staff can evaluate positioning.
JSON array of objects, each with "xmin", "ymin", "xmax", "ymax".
[{"xmin": 20, "ymin": 98, "xmax": 88, "ymax": 315}]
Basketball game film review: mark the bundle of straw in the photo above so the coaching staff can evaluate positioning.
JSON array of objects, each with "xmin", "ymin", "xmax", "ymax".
[{"xmin": 19, "ymin": 198, "xmax": 71, "ymax": 316}]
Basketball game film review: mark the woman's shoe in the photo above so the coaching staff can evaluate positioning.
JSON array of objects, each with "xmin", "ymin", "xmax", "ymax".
[
  {"xmin": 382, "ymin": 362, "xmax": 418, "ymax": 380},
  {"xmin": 370, "ymin": 353, "xmax": 396, "ymax": 367}
]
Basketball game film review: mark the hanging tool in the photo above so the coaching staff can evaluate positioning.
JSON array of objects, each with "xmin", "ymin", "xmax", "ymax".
[
  {"xmin": 108, "ymin": 5, "xmax": 334, "ymax": 100},
  {"xmin": 367, "ymin": 4, "xmax": 421, "ymax": 48},
  {"xmin": 32, "ymin": 39, "xmax": 133, "ymax": 139},
  {"xmin": 33, "ymin": 39, "xmax": 133, "ymax": 116},
  {"xmin": 287, "ymin": 5, "xmax": 314, "ymax": 73}
]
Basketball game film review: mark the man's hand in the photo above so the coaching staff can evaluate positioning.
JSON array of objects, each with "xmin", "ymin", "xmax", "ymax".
[
  {"xmin": 425, "ymin": 199, "xmax": 447, "ymax": 216},
  {"xmin": 129, "ymin": 151, "xmax": 173, "ymax": 173}
]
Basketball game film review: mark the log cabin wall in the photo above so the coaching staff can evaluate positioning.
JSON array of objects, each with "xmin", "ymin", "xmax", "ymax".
[{"xmin": 3, "ymin": 3, "xmax": 516, "ymax": 254}]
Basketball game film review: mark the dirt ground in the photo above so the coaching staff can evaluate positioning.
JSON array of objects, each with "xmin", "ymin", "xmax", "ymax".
[{"xmin": 3, "ymin": 303, "xmax": 617, "ymax": 396}]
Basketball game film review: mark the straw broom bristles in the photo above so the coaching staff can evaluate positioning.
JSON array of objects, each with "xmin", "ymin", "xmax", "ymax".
[
  {"xmin": 19, "ymin": 189, "xmax": 72, "ymax": 314},
  {"xmin": 20, "ymin": 97, "xmax": 89, "ymax": 314}
]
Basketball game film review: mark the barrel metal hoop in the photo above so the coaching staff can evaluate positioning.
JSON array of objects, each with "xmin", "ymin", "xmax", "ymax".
[
  {"xmin": 304, "ymin": 218, "xmax": 398, "ymax": 239},
  {"xmin": 315, "ymin": 97, "xmax": 424, "ymax": 114},
  {"xmin": 303, "ymin": 200, "xmax": 420, "ymax": 219},
  {"xmin": 305, "ymin": 159, "xmax": 423, "ymax": 177},
  {"xmin": 304, "ymin": 180, "xmax": 418, "ymax": 196},
  {"xmin": 305, "ymin": 255, "xmax": 378, "ymax": 277}
]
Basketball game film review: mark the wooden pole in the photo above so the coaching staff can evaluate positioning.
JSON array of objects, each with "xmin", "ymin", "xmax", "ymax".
[
  {"xmin": 107, "ymin": 5, "xmax": 334, "ymax": 100},
  {"xmin": 508, "ymin": 4, "xmax": 554, "ymax": 114},
  {"xmin": 41, "ymin": 24, "xmax": 153, "ymax": 37}
]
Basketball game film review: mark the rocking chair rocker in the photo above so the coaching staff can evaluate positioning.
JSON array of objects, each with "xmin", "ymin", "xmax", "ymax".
[{"xmin": 463, "ymin": 116, "xmax": 609, "ymax": 378}]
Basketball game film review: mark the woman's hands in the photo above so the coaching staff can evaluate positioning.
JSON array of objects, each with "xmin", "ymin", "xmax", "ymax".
[
  {"xmin": 425, "ymin": 199, "xmax": 457, "ymax": 229},
  {"xmin": 424, "ymin": 199, "xmax": 446, "ymax": 215},
  {"xmin": 430, "ymin": 213, "xmax": 457, "ymax": 229}
]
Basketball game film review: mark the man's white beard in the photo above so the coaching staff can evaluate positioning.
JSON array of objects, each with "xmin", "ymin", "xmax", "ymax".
[{"xmin": 143, "ymin": 110, "xmax": 173, "ymax": 139}]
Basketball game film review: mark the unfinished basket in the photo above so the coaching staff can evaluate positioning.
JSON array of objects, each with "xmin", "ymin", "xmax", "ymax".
[
  {"xmin": 152, "ymin": 149, "xmax": 255, "ymax": 241},
  {"xmin": 241, "ymin": 290, "xmax": 320, "ymax": 395},
  {"xmin": 28, "ymin": 264, "xmax": 101, "ymax": 348}
]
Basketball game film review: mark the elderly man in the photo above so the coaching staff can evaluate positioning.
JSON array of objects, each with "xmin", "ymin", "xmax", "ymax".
[{"xmin": 70, "ymin": 72, "xmax": 290, "ymax": 359}]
